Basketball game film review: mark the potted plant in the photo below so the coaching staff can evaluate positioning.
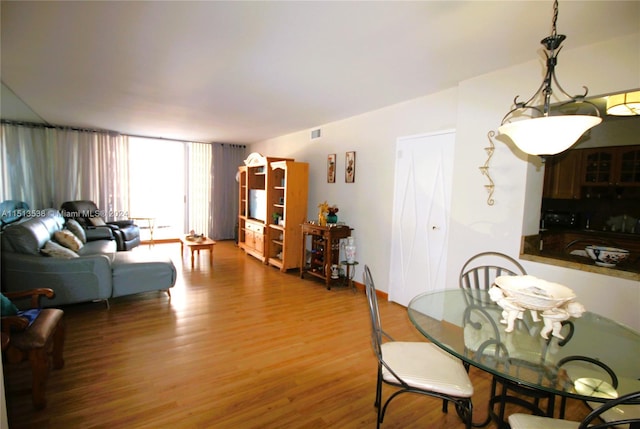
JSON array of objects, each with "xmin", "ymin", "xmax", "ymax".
[{"xmin": 272, "ymin": 212, "xmax": 281, "ymax": 225}]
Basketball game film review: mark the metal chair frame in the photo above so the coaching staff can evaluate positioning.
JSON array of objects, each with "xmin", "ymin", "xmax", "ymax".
[{"xmin": 364, "ymin": 265, "xmax": 473, "ymax": 429}]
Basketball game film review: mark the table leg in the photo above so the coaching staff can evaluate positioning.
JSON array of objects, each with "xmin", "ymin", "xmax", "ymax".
[
  {"xmin": 191, "ymin": 249, "xmax": 195, "ymax": 269},
  {"xmin": 209, "ymin": 245, "xmax": 214, "ymax": 267}
]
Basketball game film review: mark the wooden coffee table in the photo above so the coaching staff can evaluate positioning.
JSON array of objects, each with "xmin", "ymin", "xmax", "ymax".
[{"xmin": 180, "ymin": 236, "xmax": 216, "ymax": 269}]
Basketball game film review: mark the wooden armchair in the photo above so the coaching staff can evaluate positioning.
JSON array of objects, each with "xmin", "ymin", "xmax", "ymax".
[{"xmin": 1, "ymin": 288, "xmax": 65, "ymax": 409}]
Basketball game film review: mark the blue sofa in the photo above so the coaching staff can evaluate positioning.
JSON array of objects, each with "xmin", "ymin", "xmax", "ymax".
[{"xmin": 1, "ymin": 210, "xmax": 176, "ymax": 307}]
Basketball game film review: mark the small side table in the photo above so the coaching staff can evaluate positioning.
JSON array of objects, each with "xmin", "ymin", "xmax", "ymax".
[
  {"xmin": 180, "ymin": 236, "xmax": 216, "ymax": 269},
  {"xmin": 340, "ymin": 260, "xmax": 359, "ymax": 292},
  {"xmin": 130, "ymin": 217, "xmax": 156, "ymax": 247}
]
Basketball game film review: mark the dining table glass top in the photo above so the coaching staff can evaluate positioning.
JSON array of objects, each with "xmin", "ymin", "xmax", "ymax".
[{"xmin": 407, "ymin": 289, "xmax": 640, "ymax": 402}]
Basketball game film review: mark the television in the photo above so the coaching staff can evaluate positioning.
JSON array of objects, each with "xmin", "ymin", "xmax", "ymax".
[{"xmin": 248, "ymin": 189, "xmax": 266, "ymax": 222}]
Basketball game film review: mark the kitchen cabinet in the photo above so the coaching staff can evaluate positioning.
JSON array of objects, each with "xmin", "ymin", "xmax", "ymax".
[
  {"xmin": 543, "ymin": 150, "xmax": 582, "ymax": 199},
  {"xmin": 581, "ymin": 145, "xmax": 640, "ymax": 186},
  {"xmin": 300, "ymin": 223, "xmax": 352, "ymax": 289},
  {"xmin": 543, "ymin": 145, "xmax": 640, "ymax": 200}
]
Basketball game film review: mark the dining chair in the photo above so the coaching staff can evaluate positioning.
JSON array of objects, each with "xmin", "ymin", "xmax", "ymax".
[
  {"xmin": 554, "ymin": 355, "xmax": 619, "ymax": 419},
  {"xmin": 459, "ymin": 251, "xmax": 526, "ymax": 292},
  {"xmin": 458, "ymin": 252, "xmax": 559, "ymax": 426},
  {"xmin": 363, "ymin": 265, "xmax": 474, "ymax": 428},
  {"xmin": 508, "ymin": 389, "xmax": 640, "ymax": 429}
]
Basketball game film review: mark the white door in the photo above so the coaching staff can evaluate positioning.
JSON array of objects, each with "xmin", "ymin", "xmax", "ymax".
[{"xmin": 388, "ymin": 131, "xmax": 455, "ymax": 307}]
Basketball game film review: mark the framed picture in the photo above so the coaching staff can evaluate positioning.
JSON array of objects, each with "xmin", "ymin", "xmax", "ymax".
[
  {"xmin": 327, "ymin": 154, "xmax": 336, "ymax": 183},
  {"xmin": 345, "ymin": 151, "xmax": 356, "ymax": 183}
]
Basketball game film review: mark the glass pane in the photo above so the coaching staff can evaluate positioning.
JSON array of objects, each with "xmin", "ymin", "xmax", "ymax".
[{"xmin": 128, "ymin": 137, "xmax": 185, "ymax": 241}]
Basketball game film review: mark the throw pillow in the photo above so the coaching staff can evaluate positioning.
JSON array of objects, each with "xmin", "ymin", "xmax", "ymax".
[
  {"xmin": 54, "ymin": 229, "xmax": 83, "ymax": 252},
  {"xmin": 41, "ymin": 240, "xmax": 80, "ymax": 259},
  {"xmin": 1, "ymin": 292, "xmax": 19, "ymax": 316},
  {"xmin": 65, "ymin": 219, "xmax": 87, "ymax": 243},
  {"xmin": 88, "ymin": 216, "xmax": 107, "ymax": 226}
]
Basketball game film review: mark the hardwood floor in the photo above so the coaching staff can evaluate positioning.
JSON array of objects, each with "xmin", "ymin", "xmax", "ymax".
[{"xmin": 4, "ymin": 241, "xmax": 591, "ymax": 428}]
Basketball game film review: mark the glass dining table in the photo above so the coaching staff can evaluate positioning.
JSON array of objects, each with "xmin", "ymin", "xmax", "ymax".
[{"xmin": 407, "ymin": 289, "xmax": 640, "ymax": 427}]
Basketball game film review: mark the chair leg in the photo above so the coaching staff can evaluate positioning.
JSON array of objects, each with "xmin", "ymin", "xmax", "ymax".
[
  {"xmin": 52, "ymin": 319, "xmax": 65, "ymax": 370},
  {"xmin": 375, "ymin": 369, "xmax": 382, "ymax": 408},
  {"xmin": 28, "ymin": 348, "xmax": 50, "ymax": 409}
]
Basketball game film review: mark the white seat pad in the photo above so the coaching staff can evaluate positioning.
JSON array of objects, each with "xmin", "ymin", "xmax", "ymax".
[
  {"xmin": 381, "ymin": 341, "xmax": 473, "ymax": 397},
  {"xmin": 508, "ymin": 413, "xmax": 579, "ymax": 429}
]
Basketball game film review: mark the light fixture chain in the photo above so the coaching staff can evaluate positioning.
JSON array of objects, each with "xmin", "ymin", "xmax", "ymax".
[{"xmin": 551, "ymin": 0, "xmax": 559, "ymax": 37}]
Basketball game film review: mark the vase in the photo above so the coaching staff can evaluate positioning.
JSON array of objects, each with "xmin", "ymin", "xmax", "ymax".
[
  {"xmin": 326, "ymin": 213, "xmax": 338, "ymax": 224},
  {"xmin": 345, "ymin": 237, "xmax": 356, "ymax": 263}
]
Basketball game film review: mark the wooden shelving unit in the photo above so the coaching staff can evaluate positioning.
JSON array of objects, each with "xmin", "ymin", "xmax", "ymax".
[
  {"xmin": 238, "ymin": 153, "xmax": 308, "ymax": 270},
  {"xmin": 266, "ymin": 160, "xmax": 309, "ymax": 271}
]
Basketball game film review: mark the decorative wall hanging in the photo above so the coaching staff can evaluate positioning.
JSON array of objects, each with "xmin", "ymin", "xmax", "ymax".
[
  {"xmin": 345, "ymin": 151, "xmax": 356, "ymax": 183},
  {"xmin": 327, "ymin": 154, "xmax": 336, "ymax": 183},
  {"xmin": 479, "ymin": 131, "xmax": 496, "ymax": 206}
]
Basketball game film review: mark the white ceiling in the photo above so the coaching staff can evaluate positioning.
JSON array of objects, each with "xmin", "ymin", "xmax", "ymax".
[{"xmin": 1, "ymin": 1, "xmax": 638, "ymax": 144}]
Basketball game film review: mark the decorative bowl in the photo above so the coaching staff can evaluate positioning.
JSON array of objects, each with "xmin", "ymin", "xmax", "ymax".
[
  {"xmin": 585, "ymin": 246, "xmax": 629, "ymax": 267},
  {"xmin": 493, "ymin": 275, "xmax": 576, "ymax": 311}
]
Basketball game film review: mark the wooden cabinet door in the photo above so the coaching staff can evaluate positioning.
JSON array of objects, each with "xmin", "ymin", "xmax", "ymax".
[
  {"xmin": 617, "ymin": 147, "xmax": 640, "ymax": 185},
  {"xmin": 255, "ymin": 229, "xmax": 264, "ymax": 253},
  {"xmin": 582, "ymin": 148, "xmax": 615, "ymax": 185},
  {"xmin": 543, "ymin": 150, "xmax": 582, "ymax": 199},
  {"xmin": 245, "ymin": 228, "xmax": 255, "ymax": 251}
]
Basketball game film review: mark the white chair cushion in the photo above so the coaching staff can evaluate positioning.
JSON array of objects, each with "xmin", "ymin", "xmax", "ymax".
[
  {"xmin": 508, "ymin": 413, "xmax": 579, "ymax": 429},
  {"xmin": 381, "ymin": 341, "xmax": 473, "ymax": 398},
  {"xmin": 586, "ymin": 377, "xmax": 640, "ymax": 424}
]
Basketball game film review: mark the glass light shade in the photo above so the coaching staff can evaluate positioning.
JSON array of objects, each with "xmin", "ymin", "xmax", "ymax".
[
  {"xmin": 606, "ymin": 91, "xmax": 640, "ymax": 116},
  {"xmin": 498, "ymin": 115, "xmax": 602, "ymax": 156}
]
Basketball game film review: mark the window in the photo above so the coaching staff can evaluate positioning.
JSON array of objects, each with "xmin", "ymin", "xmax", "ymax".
[{"xmin": 128, "ymin": 137, "xmax": 211, "ymax": 241}]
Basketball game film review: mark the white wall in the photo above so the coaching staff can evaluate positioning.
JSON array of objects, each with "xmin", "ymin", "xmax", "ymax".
[{"xmin": 251, "ymin": 34, "xmax": 640, "ymax": 330}]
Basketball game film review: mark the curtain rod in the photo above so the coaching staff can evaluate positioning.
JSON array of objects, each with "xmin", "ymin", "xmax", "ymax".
[
  {"xmin": 1, "ymin": 119, "xmax": 246, "ymax": 147},
  {"xmin": 1, "ymin": 119, "xmax": 121, "ymax": 136}
]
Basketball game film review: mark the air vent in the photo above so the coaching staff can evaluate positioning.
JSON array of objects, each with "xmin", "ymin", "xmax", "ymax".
[{"xmin": 311, "ymin": 128, "xmax": 321, "ymax": 140}]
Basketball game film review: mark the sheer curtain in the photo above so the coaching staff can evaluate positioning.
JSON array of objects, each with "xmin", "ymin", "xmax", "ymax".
[
  {"xmin": 1, "ymin": 122, "xmax": 243, "ymax": 235},
  {"xmin": 188, "ymin": 142, "xmax": 212, "ymax": 237},
  {"xmin": 1, "ymin": 123, "xmax": 130, "ymax": 219},
  {"xmin": 210, "ymin": 143, "xmax": 246, "ymax": 240},
  {"xmin": 1, "ymin": 123, "xmax": 53, "ymax": 208}
]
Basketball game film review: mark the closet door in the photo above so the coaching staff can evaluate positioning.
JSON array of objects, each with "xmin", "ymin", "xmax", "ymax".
[{"xmin": 388, "ymin": 131, "xmax": 455, "ymax": 307}]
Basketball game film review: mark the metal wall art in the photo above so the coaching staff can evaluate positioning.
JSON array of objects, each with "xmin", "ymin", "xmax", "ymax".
[{"xmin": 479, "ymin": 131, "xmax": 496, "ymax": 206}]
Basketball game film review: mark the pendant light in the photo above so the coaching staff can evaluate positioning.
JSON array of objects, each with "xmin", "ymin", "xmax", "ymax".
[
  {"xmin": 498, "ymin": 0, "xmax": 602, "ymax": 157},
  {"xmin": 606, "ymin": 91, "xmax": 640, "ymax": 116}
]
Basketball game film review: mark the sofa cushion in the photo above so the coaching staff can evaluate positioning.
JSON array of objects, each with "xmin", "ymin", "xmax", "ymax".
[
  {"xmin": 65, "ymin": 219, "xmax": 87, "ymax": 243},
  {"xmin": 41, "ymin": 240, "xmax": 79, "ymax": 259},
  {"xmin": 1, "ymin": 217, "xmax": 52, "ymax": 255},
  {"xmin": 89, "ymin": 217, "xmax": 107, "ymax": 226},
  {"xmin": 54, "ymin": 230, "xmax": 83, "ymax": 252},
  {"xmin": 78, "ymin": 239, "xmax": 117, "ymax": 255},
  {"xmin": 111, "ymin": 252, "xmax": 176, "ymax": 298},
  {"xmin": 37, "ymin": 209, "xmax": 65, "ymax": 235}
]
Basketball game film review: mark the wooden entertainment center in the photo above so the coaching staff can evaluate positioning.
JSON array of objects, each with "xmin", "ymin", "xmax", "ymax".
[{"xmin": 237, "ymin": 153, "xmax": 309, "ymax": 271}]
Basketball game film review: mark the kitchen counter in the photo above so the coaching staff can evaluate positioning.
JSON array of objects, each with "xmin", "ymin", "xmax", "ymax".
[{"xmin": 521, "ymin": 232, "xmax": 640, "ymax": 281}]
